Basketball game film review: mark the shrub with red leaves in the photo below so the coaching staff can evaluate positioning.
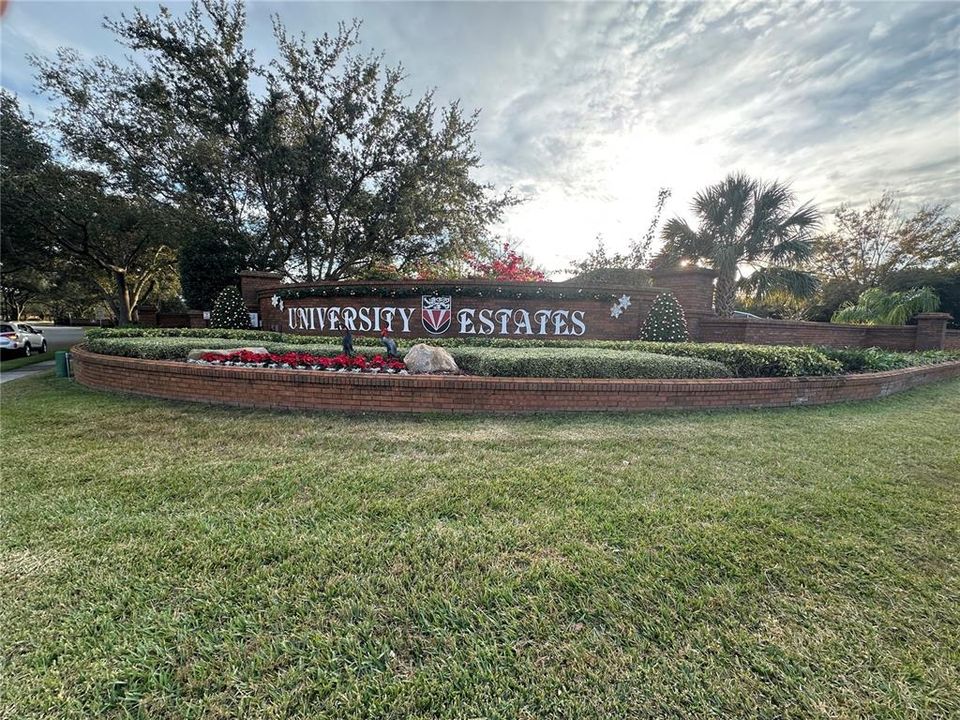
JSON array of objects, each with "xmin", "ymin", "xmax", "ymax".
[{"xmin": 466, "ymin": 242, "xmax": 546, "ymax": 282}]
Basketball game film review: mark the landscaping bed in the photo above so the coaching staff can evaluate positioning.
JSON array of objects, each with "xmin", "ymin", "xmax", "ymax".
[
  {"xmin": 84, "ymin": 328, "xmax": 960, "ymax": 378},
  {"xmin": 85, "ymin": 337, "xmax": 732, "ymax": 380}
]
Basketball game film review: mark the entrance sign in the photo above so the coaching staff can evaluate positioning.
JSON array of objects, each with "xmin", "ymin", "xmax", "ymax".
[
  {"xmin": 283, "ymin": 296, "xmax": 589, "ymax": 336},
  {"xmin": 257, "ymin": 280, "xmax": 673, "ymax": 341}
]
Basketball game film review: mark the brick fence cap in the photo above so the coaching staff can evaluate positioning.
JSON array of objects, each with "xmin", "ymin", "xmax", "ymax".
[
  {"xmin": 255, "ymin": 278, "xmax": 662, "ymax": 298},
  {"xmin": 915, "ymin": 312, "xmax": 954, "ymax": 320},
  {"xmin": 239, "ymin": 270, "xmax": 284, "ymax": 278},
  {"xmin": 649, "ymin": 267, "xmax": 718, "ymax": 278}
]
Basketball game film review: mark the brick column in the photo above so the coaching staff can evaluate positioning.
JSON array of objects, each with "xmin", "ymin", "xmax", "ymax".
[
  {"xmin": 649, "ymin": 267, "xmax": 717, "ymax": 339},
  {"xmin": 914, "ymin": 312, "xmax": 953, "ymax": 350},
  {"xmin": 239, "ymin": 271, "xmax": 283, "ymax": 311},
  {"xmin": 649, "ymin": 267, "xmax": 717, "ymax": 315}
]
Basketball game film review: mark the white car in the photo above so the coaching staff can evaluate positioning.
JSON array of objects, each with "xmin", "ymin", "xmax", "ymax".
[{"xmin": 0, "ymin": 321, "xmax": 48, "ymax": 357}]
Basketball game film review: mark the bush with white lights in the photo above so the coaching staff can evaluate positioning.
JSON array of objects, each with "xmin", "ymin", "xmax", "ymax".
[
  {"xmin": 640, "ymin": 292, "xmax": 689, "ymax": 342},
  {"xmin": 211, "ymin": 286, "xmax": 251, "ymax": 330}
]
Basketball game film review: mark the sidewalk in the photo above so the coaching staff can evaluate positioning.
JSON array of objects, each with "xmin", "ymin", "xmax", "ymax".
[{"xmin": 0, "ymin": 360, "xmax": 57, "ymax": 384}]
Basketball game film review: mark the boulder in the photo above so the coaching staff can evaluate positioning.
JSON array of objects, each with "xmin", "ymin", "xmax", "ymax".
[
  {"xmin": 187, "ymin": 346, "xmax": 270, "ymax": 361},
  {"xmin": 402, "ymin": 343, "xmax": 459, "ymax": 374}
]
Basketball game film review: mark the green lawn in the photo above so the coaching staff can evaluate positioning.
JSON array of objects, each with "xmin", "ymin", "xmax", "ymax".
[
  {"xmin": 0, "ymin": 350, "xmax": 57, "ymax": 372},
  {"xmin": 2, "ymin": 376, "xmax": 958, "ymax": 719}
]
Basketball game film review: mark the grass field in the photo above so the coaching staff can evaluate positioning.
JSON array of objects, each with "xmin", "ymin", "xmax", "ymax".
[
  {"xmin": 2, "ymin": 375, "xmax": 959, "ymax": 719},
  {"xmin": 0, "ymin": 350, "xmax": 57, "ymax": 372}
]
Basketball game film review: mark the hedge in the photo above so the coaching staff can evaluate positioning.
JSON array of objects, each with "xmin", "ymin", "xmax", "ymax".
[
  {"xmin": 447, "ymin": 347, "xmax": 731, "ymax": 379},
  {"xmin": 84, "ymin": 337, "xmax": 731, "ymax": 379},
  {"xmin": 85, "ymin": 327, "xmax": 960, "ymax": 377},
  {"xmin": 86, "ymin": 327, "xmax": 284, "ymax": 342},
  {"xmin": 818, "ymin": 346, "xmax": 960, "ymax": 373},
  {"xmin": 85, "ymin": 337, "xmax": 345, "ymax": 361}
]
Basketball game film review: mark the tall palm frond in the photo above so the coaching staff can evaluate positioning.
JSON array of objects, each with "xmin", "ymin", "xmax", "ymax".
[
  {"xmin": 657, "ymin": 172, "xmax": 820, "ymax": 315},
  {"xmin": 740, "ymin": 266, "xmax": 820, "ymax": 300},
  {"xmin": 832, "ymin": 286, "xmax": 940, "ymax": 325}
]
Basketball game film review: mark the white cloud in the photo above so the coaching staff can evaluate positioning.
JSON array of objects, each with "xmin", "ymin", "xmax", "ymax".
[
  {"xmin": 869, "ymin": 21, "xmax": 891, "ymax": 40},
  {"xmin": 2, "ymin": 0, "xmax": 957, "ymax": 274}
]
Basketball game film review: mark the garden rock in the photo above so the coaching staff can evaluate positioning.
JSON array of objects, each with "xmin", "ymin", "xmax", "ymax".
[
  {"xmin": 403, "ymin": 344, "xmax": 459, "ymax": 374},
  {"xmin": 187, "ymin": 347, "xmax": 270, "ymax": 361}
]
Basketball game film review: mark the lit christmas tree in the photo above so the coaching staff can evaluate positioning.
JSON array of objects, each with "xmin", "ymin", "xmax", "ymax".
[
  {"xmin": 640, "ymin": 292, "xmax": 689, "ymax": 342},
  {"xmin": 211, "ymin": 286, "xmax": 251, "ymax": 329}
]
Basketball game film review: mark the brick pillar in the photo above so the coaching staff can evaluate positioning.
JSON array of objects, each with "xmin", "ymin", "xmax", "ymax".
[
  {"xmin": 649, "ymin": 267, "xmax": 717, "ymax": 315},
  {"xmin": 914, "ymin": 312, "xmax": 952, "ymax": 350},
  {"xmin": 238, "ymin": 271, "xmax": 283, "ymax": 311},
  {"xmin": 649, "ymin": 267, "xmax": 717, "ymax": 339}
]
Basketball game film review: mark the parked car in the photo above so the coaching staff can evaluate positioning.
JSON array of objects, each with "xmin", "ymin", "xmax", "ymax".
[{"xmin": 0, "ymin": 321, "xmax": 48, "ymax": 358}]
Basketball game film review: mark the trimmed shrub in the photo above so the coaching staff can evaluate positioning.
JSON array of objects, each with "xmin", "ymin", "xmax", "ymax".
[
  {"xmin": 449, "ymin": 347, "xmax": 731, "ymax": 379},
  {"xmin": 210, "ymin": 287, "xmax": 250, "ymax": 330},
  {"xmin": 641, "ymin": 292, "xmax": 689, "ymax": 342},
  {"xmin": 86, "ymin": 337, "xmax": 342, "ymax": 361},
  {"xmin": 820, "ymin": 346, "xmax": 960, "ymax": 373},
  {"xmin": 85, "ymin": 337, "xmax": 730, "ymax": 379},
  {"xmin": 631, "ymin": 341, "xmax": 842, "ymax": 377},
  {"xmin": 86, "ymin": 327, "xmax": 282, "ymax": 342}
]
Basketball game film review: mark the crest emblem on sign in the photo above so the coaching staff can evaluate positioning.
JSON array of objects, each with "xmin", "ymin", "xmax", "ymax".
[{"xmin": 421, "ymin": 295, "xmax": 452, "ymax": 335}]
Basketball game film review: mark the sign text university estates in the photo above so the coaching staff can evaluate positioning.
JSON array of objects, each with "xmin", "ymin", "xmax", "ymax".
[{"xmin": 259, "ymin": 282, "xmax": 667, "ymax": 340}]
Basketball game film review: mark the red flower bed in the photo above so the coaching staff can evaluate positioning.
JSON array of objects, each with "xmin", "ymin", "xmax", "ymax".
[{"xmin": 196, "ymin": 350, "xmax": 406, "ymax": 372}]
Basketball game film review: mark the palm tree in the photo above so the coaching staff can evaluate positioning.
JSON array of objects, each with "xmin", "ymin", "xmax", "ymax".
[
  {"xmin": 657, "ymin": 173, "xmax": 821, "ymax": 316},
  {"xmin": 831, "ymin": 286, "xmax": 940, "ymax": 325}
]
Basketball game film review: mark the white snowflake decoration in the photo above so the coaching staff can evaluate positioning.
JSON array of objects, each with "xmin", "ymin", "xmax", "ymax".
[{"xmin": 610, "ymin": 294, "xmax": 631, "ymax": 319}]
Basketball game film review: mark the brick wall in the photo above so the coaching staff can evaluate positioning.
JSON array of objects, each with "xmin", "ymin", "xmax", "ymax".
[
  {"xmin": 698, "ymin": 317, "xmax": 930, "ymax": 350},
  {"xmin": 239, "ymin": 271, "xmax": 284, "ymax": 310},
  {"xmin": 258, "ymin": 281, "xmax": 665, "ymax": 341},
  {"xmin": 72, "ymin": 346, "xmax": 960, "ymax": 415}
]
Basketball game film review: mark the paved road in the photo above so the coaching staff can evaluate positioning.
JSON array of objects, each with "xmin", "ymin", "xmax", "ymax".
[
  {"xmin": 36, "ymin": 325, "xmax": 87, "ymax": 350},
  {"xmin": 0, "ymin": 325, "xmax": 88, "ymax": 385}
]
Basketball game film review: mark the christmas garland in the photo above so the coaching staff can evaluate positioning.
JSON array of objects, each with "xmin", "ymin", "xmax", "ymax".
[{"xmin": 275, "ymin": 283, "xmax": 624, "ymax": 303}]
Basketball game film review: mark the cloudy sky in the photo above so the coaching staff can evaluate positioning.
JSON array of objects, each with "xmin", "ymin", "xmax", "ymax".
[{"xmin": 2, "ymin": 0, "xmax": 958, "ymax": 274}]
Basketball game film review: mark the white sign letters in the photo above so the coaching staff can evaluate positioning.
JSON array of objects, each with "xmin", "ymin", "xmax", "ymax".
[{"xmin": 284, "ymin": 295, "xmax": 591, "ymax": 337}]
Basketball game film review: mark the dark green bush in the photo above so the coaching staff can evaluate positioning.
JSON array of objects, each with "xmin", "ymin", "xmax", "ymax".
[
  {"xmin": 819, "ymin": 347, "xmax": 913, "ymax": 373},
  {"xmin": 448, "ymin": 347, "xmax": 731, "ymax": 379},
  {"xmin": 820, "ymin": 346, "xmax": 960, "ymax": 373},
  {"xmin": 631, "ymin": 342, "xmax": 843, "ymax": 377},
  {"xmin": 86, "ymin": 327, "xmax": 284, "ymax": 342},
  {"xmin": 84, "ymin": 337, "xmax": 276, "ymax": 360}
]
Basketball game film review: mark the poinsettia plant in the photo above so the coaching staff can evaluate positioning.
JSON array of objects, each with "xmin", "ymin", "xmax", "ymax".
[{"xmin": 196, "ymin": 350, "xmax": 406, "ymax": 372}]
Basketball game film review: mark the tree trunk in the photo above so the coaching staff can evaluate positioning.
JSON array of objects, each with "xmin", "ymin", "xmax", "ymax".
[
  {"xmin": 715, "ymin": 270, "xmax": 738, "ymax": 317},
  {"xmin": 114, "ymin": 272, "xmax": 133, "ymax": 326}
]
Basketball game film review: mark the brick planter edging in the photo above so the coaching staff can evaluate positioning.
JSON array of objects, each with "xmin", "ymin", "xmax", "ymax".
[{"xmin": 70, "ymin": 346, "xmax": 960, "ymax": 414}]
